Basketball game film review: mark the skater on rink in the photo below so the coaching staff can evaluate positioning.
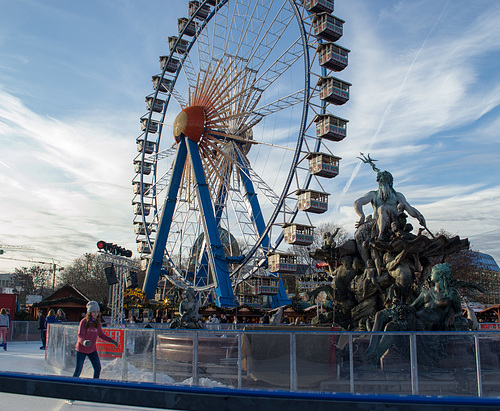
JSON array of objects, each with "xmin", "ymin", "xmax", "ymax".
[
  {"xmin": 73, "ymin": 301, "xmax": 118, "ymax": 379},
  {"xmin": 0, "ymin": 308, "xmax": 10, "ymax": 351}
]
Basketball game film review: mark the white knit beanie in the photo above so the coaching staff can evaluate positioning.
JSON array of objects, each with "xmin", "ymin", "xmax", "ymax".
[{"xmin": 86, "ymin": 300, "xmax": 100, "ymax": 313}]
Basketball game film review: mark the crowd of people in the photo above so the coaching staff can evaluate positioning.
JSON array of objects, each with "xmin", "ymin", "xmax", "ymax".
[
  {"xmin": 1, "ymin": 307, "xmax": 71, "ymax": 351},
  {"xmin": 123, "ymin": 309, "xmax": 308, "ymax": 326},
  {"xmin": 36, "ymin": 307, "xmax": 67, "ymax": 350}
]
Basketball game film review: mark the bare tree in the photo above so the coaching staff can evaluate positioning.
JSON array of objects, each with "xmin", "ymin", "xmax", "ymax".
[
  {"xmin": 287, "ymin": 222, "xmax": 349, "ymax": 265},
  {"xmin": 13, "ymin": 268, "xmax": 35, "ymax": 295},
  {"xmin": 58, "ymin": 253, "xmax": 109, "ymax": 304},
  {"xmin": 30, "ymin": 265, "xmax": 51, "ymax": 293},
  {"xmin": 12, "ymin": 265, "xmax": 52, "ymax": 303},
  {"xmin": 17, "ymin": 265, "xmax": 50, "ymax": 293}
]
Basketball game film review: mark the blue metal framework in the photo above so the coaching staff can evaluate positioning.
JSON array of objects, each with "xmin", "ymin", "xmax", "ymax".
[{"xmin": 144, "ymin": 135, "xmax": 235, "ymax": 307}]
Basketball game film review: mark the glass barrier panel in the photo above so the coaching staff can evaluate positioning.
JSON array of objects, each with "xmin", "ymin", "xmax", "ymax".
[
  {"xmin": 10, "ymin": 321, "xmax": 27, "ymax": 342},
  {"xmin": 351, "ymin": 332, "xmax": 413, "ymax": 395},
  {"xmin": 193, "ymin": 330, "xmax": 239, "ymax": 389},
  {"xmin": 295, "ymin": 330, "xmax": 342, "ymax": 392},
  {"xmin": 45, "ymin": 324, "xmax": 77, "ymax": 373},
  {"xmin": 28, "ymin": 320, "xmax": 42, "ymax": 342},
  {"xmin": 416, "ymin": 332, "xmax": 477, "ymax": 397},
  {"xmin": 100, "ymin": 327, "xmax": 155, "ymax": 383},
  {"xmin": 240, "ymin": 328, "xmax": 291, "ymax": 390},
  {"xmin": 155, "ymin": 329, "xmax": 197, "ymax": 384},
  {"xmin": 478, "ymin": 332, "xmax": 500, "ymax": 397},
  {"xmin": 9, "ymin": 321, "xmax": 41, "ymax": 342}
]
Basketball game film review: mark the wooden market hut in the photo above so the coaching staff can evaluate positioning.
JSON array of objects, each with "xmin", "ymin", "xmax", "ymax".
[
  {"xmin": 224, "ymin": 305, "xmax": 263, "ymax": 324},
  {"xmin": 476, "ymin": 304, "xmax": 500, "ymax": 324},
  {"xmin": 31, "ymin": 285, "xmax": 90, "ymax": 322}
]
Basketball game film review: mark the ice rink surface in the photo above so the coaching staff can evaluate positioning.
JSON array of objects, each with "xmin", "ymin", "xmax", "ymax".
[{"xmin": 0, "ymin": 341, "xmax": 180, "ymax": 411}]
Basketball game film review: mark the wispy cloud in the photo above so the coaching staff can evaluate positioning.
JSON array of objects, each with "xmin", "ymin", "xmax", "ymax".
[{"xmin": 0, "ymin": 90, "xmax": 136, "ymax": 268}]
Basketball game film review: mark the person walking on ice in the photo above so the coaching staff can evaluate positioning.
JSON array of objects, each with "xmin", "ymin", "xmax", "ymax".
[
  {"xmin": 0, "ymin": 308, "xmax": 10, "ymax": 351},
  {"xmin": 73, "ymin": 301, "xmax": 118, "ymax": 379}
]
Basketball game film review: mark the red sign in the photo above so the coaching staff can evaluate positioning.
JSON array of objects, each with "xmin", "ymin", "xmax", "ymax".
[
  {"xmin": 0, "ymin": 294, "xmax": 16, "ymax": 318},
  {"xmin": 96, "ymin": 329, "xmax": 124, "ymax": 358},
  {"xmin": 479, "ymin": 323, "xmax": 500, "ymax": 330}
]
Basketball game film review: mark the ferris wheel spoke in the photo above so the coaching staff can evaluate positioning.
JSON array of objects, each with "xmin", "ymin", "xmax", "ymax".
[
  {"xmin": 155, "ymin": 145, "xmax": 177, "ymax": 161},
  {"xmin": 253, "ymin": 36, "xmax": 305, "ymax": 93},
  {"xmin": 217, "ymin": 0, "xmax": 254, "ymax": 64},
  {"xmin": 239, "ymin": 3, "xmax": 296, "ymax": 76},
  {"xmin": 210, "ymin": 41, "xmax": 307, "ymax": 137},
  {"xmin": 203, "ymin": 0, "xmax": 230, "ymax": 69},
  {"xmin": 199, "ymin": 150, "xmax": 228, "ymax": 195},
  {"xmin": 180, "ymin": 53, "xmax": 199, "ymax": 93},
  {"xmin": 233, "ymin": 144, "xmax": 282, "ymax": 208},
  {"xmin": 241, "ymin": 89, "xmax": 306, "ymax": 134},
  {"xmin": 143, "ymin": 167, "xmax": 173, "ymax": 198},
  {"xmin": 170, "ymin": 86, "xmax": 188, "ymax": 109},
  {"xmin": 234, "ymin": 42, "xmax": 306, "ymax": 132},
  {"xmin": 205, "ymin": 4, "xmax": 300, "ymax": 130},
  {"xmin": 192, "ymin": 23, "xmax": 211, "ymax": 78}
]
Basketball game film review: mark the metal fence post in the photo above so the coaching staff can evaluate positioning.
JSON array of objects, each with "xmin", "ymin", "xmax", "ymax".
[
  {"xmin": 409, "ymin": 333, "xmax": 419, "ymax": 395},
  {"xmin": 121, "ymin": 328, "xmax": 128, "ymax": 381},
  {"xmin": 474, "ymin": 333, "xmax": 483, "ymax": 397},
  {"xmin": 290, "ymin": 333, "xmax": 297, "ymax": 391},
  {"xmin": 349, "ymin": 334, "xmax": 354, "ymax": 393},
  {"xmin": 153, "ymin": 329, "xmax": 157, "ymax": 384},
  {"xmin": 237, "ymin": 332, "xmax": 242, "ymax": 389},
  {"xmin": 192, "ymin": 331, "xmax": 199, "ymax": 386}
]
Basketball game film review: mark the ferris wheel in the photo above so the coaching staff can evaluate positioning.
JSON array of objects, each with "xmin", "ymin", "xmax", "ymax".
[{"xmin": 133, "ymin": 0, "xmax": 351, "ymax": 307}]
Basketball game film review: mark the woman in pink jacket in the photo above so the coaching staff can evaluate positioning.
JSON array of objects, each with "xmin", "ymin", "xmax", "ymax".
[{"xmin": 73, "ymin": 301, "xmax": 118, "ymax": 379}]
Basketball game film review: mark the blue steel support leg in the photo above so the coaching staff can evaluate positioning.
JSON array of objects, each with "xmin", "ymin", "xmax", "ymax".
[
  {"xmin": 186, "ymin": 137, "xmax": 235, "ymax": 307},
  {"xmin": 236, "ymin": 154, "xmax": 269, "ymax": 252},
  {"xmin": 236, "ymin": 154, "xmax": 290, "ymax": 306},
  {"xmin": 193, "ymin": 164, "xmax": 231, "ymax": 288},
  {"xmin": 273, "ymin": 280, "xmax": 291, "ymax": 306},
  {"xmin": 143, "ymin": 137, "xmax": 188, "ymax": 299}
]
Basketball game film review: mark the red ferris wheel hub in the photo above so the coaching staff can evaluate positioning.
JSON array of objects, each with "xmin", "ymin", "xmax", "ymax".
[{"xmin": 173, "ymin": 105, "xmax": 205, "ymax": 143}]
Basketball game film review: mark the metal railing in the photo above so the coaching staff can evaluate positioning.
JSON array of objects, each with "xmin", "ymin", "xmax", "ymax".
[{"xmin": 5, "ymin": 321, "xmax": 44, "ymax": 342}]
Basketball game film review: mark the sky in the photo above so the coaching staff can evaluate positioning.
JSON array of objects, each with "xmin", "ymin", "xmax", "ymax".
[{"xmin": 1, "ymin": 0, "xmax": 500, "ymax": 275}]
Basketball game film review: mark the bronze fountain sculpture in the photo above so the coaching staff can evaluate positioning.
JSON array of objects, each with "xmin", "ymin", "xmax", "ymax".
[{"xmin": 309, "ymin": 154, "xmax": 473, "ymax": 333}]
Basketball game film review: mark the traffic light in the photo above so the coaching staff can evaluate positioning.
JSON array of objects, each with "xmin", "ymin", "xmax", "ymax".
[
  {"xmin": 97, "ymin": 240, "xmax": 112, "ymax": 251},
  {"xmin": 96, "ymin": 241, "xmax": 132, "ymax": 257}
]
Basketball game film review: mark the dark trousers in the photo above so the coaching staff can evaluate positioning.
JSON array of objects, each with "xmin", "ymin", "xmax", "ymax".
[
  {"xmin": 73, "ymin": 351, "xmax": 102, "ymax": 379},
  {"xmin": 40, "ymin": 329, "xmax": 46, "ymax": 347}
]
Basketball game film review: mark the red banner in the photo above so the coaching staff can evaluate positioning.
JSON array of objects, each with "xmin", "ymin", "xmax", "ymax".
[
  {"xmin": 96, "ymin": 329, "xmax": 124, "ymax": 358},
  {"xmin": 479, "ymin": 323, "xmax": 500, "ymax": 330}
]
